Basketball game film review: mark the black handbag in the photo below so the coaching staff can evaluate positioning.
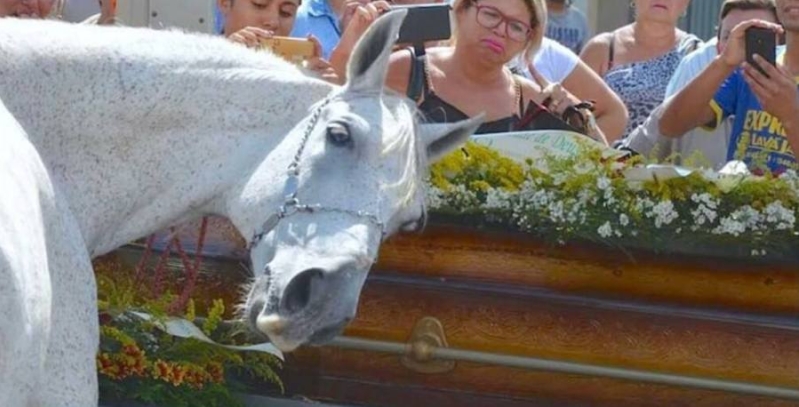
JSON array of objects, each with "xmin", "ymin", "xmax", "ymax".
[{"xmin": 514, "ymin": 99, "xmax": 596, "ymax": 136}]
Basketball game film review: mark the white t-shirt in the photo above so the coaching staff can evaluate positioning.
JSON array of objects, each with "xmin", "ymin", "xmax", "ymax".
[
  {"xmin": 665, "ymin": 38, "xmax": 731, "ymax": 169},
  {"xmin": 510, "ymin": 37, "xmax": 579, "ymax": 83}
]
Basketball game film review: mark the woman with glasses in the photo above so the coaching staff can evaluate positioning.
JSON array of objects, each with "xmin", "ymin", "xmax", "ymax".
[{"xmin": 384, "ymin": 0, "xmax": 606, "ymax": 141}]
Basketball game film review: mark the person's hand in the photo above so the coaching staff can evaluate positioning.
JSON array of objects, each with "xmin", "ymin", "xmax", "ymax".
[
  {"xmin": 528, "ymin": 63, "xmax": 579, "ymax": 115},
  {"xmin": 339, "ymin": 0, "xmax": 364, "ymax": 34},
  {"xmin": 743, "ymin": 56, "xmax": 799, "ymax": 125},
  {"xmin": 720, "ymin": 19, "xmax": 783, "ymax": 68},
  {"xmin": 338, "ymin": 1, "xmax": 391, "ymax": 52},
  {"xmin": 305, "ymin": 35, "xmax": 342, "ymax": 84},
  {"xmin": 227, "ymin": 27, "xmax": 274, "ymax": 48}
]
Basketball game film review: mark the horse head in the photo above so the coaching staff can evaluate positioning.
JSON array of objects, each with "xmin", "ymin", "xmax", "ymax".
[{"xmin": 238, "ymin": 10, "xmax": 481, "ymax": 351}]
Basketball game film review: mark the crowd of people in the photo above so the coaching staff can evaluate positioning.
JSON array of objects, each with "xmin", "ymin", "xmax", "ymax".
[{"xmin": 2, "ymin": 0, "xmax": 798, "ymax": 175}]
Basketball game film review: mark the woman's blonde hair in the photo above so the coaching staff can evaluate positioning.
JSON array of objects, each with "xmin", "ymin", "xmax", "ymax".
[{"xmin": 450, "ymin": 0, "xmax": 547, "ymax": 59}]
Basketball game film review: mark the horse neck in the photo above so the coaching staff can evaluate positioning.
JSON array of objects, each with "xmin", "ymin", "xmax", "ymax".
[{"xmin": 0, "ymin": 21, "xmax": 335, "ymax": 256}]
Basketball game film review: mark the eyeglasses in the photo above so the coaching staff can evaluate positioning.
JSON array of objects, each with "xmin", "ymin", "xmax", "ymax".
[{"xmin": 473, "ymin": 3, "xmax": 534, "ymax": 43}]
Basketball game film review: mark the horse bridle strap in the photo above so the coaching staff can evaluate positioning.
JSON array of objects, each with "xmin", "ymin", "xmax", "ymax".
[{"xmin": 247, "ymin": 97, "xmax": 386, "ymax": 252}]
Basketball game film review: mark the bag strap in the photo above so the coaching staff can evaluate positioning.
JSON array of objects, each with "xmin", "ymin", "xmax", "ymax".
[
  {"xmin": 607, "ymin": 32, "xmax": 616, "ymax": 70},
  {"xmin": 406, "ymin": 46, "xmax": 428, "ymax": 103}
]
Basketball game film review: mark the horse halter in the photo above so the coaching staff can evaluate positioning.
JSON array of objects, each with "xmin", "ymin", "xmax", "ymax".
[{"xmin": 247, "ymin": 97, "xmax": 387, "ymax": 252}]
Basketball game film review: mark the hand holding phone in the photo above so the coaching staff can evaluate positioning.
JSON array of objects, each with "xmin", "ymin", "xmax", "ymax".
[
  {"xmin": 258, "ymin": 37, "xmax": 316, "ymax": 65},
  {"xmin": 745, "ymin": 26, "xmax": 777, "ymax": 77}
]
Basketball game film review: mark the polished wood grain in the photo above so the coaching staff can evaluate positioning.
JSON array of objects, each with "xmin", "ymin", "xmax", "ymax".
[
  {"xmin": 106, "ymin": 216, "xmax": 799, "ymax": 406},
  {"xmin": 150, "ymin": 216, "xmax": 799, "ymax": 314},
  {"xmin": 373, "ymin": 225, "xmax": 799, "ymax": 315},
  {"xmin": 284, "ymin": 349, "xmax": 799, "ymax": 407},
  {"xmin": 344, "ymin": 277, "xmax": 799, "ymax": 388}
]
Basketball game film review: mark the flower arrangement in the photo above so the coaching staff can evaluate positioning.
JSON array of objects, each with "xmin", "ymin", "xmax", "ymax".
[
  {"xmin": 94, "ymin": 259, "xmax": 282, "ymax": 407},
  {"xmin": 427, "ymin": 142, "xmax": 799, "ymax": 262}
]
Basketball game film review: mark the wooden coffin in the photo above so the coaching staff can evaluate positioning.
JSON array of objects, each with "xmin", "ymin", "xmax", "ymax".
[{"xmin": 107, "ymin": 216, "xmax": 799, "ymax": 407}]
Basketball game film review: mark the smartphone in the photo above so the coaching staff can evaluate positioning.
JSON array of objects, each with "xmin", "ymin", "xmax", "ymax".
[
  {"xmin": 390, "ymin": 4, "xmax": 452, "ymax": 45},
  {"xmin": 258, "ymin": 37, "xmax": 315, "ymax": 65},
  {"xmin": 745, "ymin": 26, "xmax": 776, "ymax": 77}
]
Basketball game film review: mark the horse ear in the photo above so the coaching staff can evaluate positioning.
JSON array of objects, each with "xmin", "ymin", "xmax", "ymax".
[
  {"xmin": 345, "ymin": 9, "xmax": 407, "ymax": 93},
  {"xmin": 420, "ymin": 116, "xmax": 484, "ymax": 163}
]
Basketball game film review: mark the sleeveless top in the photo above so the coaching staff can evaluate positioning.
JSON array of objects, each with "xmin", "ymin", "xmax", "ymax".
[
  {"xmin": 603, "ymin": 32, "xmax": 701, "ymax": 139},
  {"xmin": 406, "ymin": 49, "xmax": 526, "ymax": 135}
]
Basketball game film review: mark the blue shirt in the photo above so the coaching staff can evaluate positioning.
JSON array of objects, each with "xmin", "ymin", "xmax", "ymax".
[
  {"xmin": 545, "ymin": 6, "xmax": 590, "ymax": 54},
  {"xmin": 290, "ymin": 0, "xmax": 341, "ymax": 59},
  {"xmin": 709, "ymin": 46, "xmax": 798, "ymax": 174},
  {"xmin": 214, "ymin": 6, "xmax": 225, "ymax": 34}
]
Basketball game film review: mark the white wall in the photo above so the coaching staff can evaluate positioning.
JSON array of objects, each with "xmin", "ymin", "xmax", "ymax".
[{"xmin": 116, "ymin": 0, "xmax": 216, "ymax": 33}]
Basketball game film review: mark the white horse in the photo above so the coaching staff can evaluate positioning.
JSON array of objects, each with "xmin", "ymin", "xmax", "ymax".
[{"xmin": 0, "ymin": 12, "xmax": 481, "ymax": 407}]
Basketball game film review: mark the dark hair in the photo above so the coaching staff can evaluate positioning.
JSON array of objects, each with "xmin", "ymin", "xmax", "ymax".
[{"xmin": 719, "ymin": 0, "xmax": 777, "ymax": 26}]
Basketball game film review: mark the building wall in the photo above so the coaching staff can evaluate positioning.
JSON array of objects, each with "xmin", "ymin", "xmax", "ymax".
[
  {"xmin": 685, "ymin": 0, "xmax": 725, "ymax": 40},
  {"xmin": 579, "ymin": 0, "xmax": 725, "ymax": 41}
]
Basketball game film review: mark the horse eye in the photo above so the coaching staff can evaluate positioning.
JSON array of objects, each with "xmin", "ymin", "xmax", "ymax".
[{"xmin": 326, "ymin": 122, "xmax": 352, "ymax": 147}]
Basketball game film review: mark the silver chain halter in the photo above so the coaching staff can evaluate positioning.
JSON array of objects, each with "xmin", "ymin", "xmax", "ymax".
[{"xmin": 247, "ymin": 97, "xmax": 386, "ymax": 252}]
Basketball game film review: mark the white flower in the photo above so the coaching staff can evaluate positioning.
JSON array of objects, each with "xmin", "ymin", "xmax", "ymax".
[
  {"xmin": 597, "ymin": 221, "xmax": 613, "ymax": 238},
  {"xmin": 548, "ymin": 200, "xmax": 565, "ymax": 222},
  {"xmin": 425, "ymin": 187, "xmax": 446, "ymax": 209},
  {"xmin": 764, "ymin": 201, "xmax": 796, "ymax": 230},
  {"xmin": 651, "ymin": 200, "xmax": 678, "ymax": 228},
  {"xmin": 577, "ymin": 189, "xmax": 595, "ymax": 206},
  {"xmin": 779, "ymin": 169, "xmax": 798, "ymax": 180},
  {"xmin": 690, "ymin": 193, "xmax": 719, "ymax": 227},
  {"xmin": 635, "ymin": 197, "xmax": 656, "ymax": 213},
  {"xmin": 485, "ymin": 188, "xmax": 514, "ymax": 210},
  {"xmin": 619, "ymin": 214, "xmax": 630, "ymax": 226},
  {"xmin": 712, "ymin": 207, "xmax": 756, "ymax": 236},
  {"xmin": 596, "ymin": 176, "xmax": 612, "ymax": 190}
]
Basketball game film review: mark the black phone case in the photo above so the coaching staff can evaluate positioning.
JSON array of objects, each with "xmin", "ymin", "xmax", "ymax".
[
  {"xmin": 745, "ymin": 27, "xmax": 776, "ymax": 77},
  {"xmin": 392, "ymin": 4, "xmax": 452, "ymax": 44}
]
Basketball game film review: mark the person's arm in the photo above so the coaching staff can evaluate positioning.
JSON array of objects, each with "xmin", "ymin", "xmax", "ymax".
[
  {"xmin": 579, "ymin": 32, "xmax": 612, "ymax": 77},
  {"xmin": 743, "ymin": 56, "xmax": 799, "ymax": 156},
  {"xmin": 385, "ymin": 50, "xmax": 413, "ymax": 96},
  {"xmin": 664, "ymin": 44, "xmax": 713, "ymax": 97},
  {"xmin": 329, "ymin": 1, "xmax": 391, "ymax": 82},
  {"xmin": 561, "ymin": 59, "xmax": 628, "ymax": 143},
  {"xmin": 658, "ymin": 57, "xmax": 735, "ymax": 138},
  {"xmin": 660, "ymin": 19, "xmax": 783, "ymax": 138}
]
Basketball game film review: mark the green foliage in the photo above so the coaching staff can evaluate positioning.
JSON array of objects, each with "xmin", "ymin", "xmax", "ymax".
[
  {"xmin": 427, "ymin": 143, "xmax": 799, "ymax": 261},
  {"xmin": 95, "ymin": 261, "xmax": 283, "ymax": 407}
]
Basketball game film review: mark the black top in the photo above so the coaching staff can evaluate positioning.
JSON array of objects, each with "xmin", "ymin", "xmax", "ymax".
[{"xmin": 406, "ymin": 49, "xmax": 525, "ymax": 135}]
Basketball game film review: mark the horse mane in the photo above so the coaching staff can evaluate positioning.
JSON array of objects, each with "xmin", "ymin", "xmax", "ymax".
[{"xmin": 378, "ymin": 92, "xmax": 429, "ymax": 213}]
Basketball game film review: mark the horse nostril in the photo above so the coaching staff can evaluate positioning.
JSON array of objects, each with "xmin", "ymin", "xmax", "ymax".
[{"xmin": 282, "ymin": 268, "xmax": 324, "ymax": 315}]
